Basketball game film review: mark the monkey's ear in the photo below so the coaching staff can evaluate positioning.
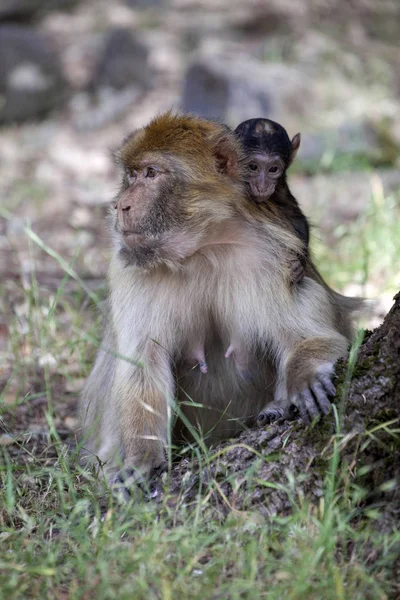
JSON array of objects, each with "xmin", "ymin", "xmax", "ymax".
[
  {"xmin": 212, "ymin": 136, "xmax": 239, "ymax": 176},
  {"xmin": 290, "ymin": 133, "xmax": 301, "ymax": 162}
]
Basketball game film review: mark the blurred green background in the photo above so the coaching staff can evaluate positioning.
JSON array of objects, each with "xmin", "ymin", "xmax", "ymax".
[
  {"xmin": 1, "ymin": 0, "xmax": 400, "ymax": 389},
  {"xmin": 1, "ymin": 3, "xmax": 400, "ymax": 598},
  {"xmin": 1, "ymin": 0, "xmax": 399, "ymax": 310}
]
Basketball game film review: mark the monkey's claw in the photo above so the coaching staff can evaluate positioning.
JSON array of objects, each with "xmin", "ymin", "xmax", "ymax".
[
  {"xmin": 257, "ymin": 405, "xmax": 287, "ymax": 427},
  {"xmin": 293, "ymin": 372, "xmax": 336, "ymax": 424},
  {"xmin": 111, "ymin": 467, "xmax": 148, "ymax": 502},
  {"xmin": 111, "ymin": 462, "xmax": 166, "ymax": 502}
]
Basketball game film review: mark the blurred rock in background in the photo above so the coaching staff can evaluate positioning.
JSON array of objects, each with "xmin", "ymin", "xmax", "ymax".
[
  {"xmin": 182, "ymin": 54, "xmax": 313, "ymax": 125},
  {"xmin": 0, "ymin": 0, "xmax": 399, "ymax": 305},
  {"xmin": 90, "ymin": 27, "xmax": 152, "ymax": 92},
  {"xmin": 0, "ymin": 0, "xmax": 78, "ymax": 23},
  {"xmin": 0, "ymin": 25, "xmax": 67, "ymax": 123}
]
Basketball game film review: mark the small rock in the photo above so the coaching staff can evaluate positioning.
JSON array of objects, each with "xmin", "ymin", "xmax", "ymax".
[
  {"xmin": 299, "ymin": 121, "xmax": 382, "ymax": 165},
  {"xmin": 0, "ymin": 0, "xmax": 78, "ymax": 23},
  {"xmin": 64, "ymin": 379, "xmax": 86, "ymax": 394},
  {"xmin": 125, "ymin": 0, "xmax": 166, "ymax": 7},
  {"xmin": 64, "ymin": 416, "xmax": 79, "ymax": 430},
  {"xmin": 291, "ymin": 169, "xmax": 400, "ymax": 232},
  {"xmin": 182, "ymin": 53, "xmax": 313, "ymax": 127},
  {"xmin": 0, "ymin": 25, "xmax": 67, "ymax": 124},
  {"xmin": 0, "ymin": 433, "xmax": 15, "ymax": 446},
  {"xmin": 38, "ymin": 353, "xmax": 58, "ymax": 371},
  {"xmin": 90, "ymin": 28, "xmax": 151, "ymax": 92}
]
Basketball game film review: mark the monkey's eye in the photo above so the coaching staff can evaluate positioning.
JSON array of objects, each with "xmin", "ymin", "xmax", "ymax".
[
  {"xmin": 145, "ymin": 167, "xmax": 158, "ymax": 178},
  {"xmin": 248, "ymin": 163, "xmax": 259, "ymax": 172},
  {"xmin": 269, "ymin": 166, "xmax": 279, "ymax": 174},
  {"xmin": 126, "ymin": 169, "xmax": 137, "ymax": 184}
]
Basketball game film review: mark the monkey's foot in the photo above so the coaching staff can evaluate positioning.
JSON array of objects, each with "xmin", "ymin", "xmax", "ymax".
[
  {"xmin": 257, "ymin": 402, "xmax": 294, "ymax": 427},
  {"xmin": 291, "ymin": 371, "xmax": 336, "ymax": 425},
  {"xmin": 111, "ymin": 463, "xmax": 166, "ymax": 502}
]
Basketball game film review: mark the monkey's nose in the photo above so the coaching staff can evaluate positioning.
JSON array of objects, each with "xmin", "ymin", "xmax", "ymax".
[{"xmin": 117, "ymin": 196, "xmax": 133, "ymax": 212}]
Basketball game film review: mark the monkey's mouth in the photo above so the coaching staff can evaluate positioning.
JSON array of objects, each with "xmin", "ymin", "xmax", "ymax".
[
  {"xmin": 245, "ymin": 182, "xmax": 274, "ymax": 202},
  {"xmin": 122, "ymin": 231, "xmax": 147, "ymax": 246},
  {"xmin": 252, "ymin": 193, "xmax": 269, "ymax": 203}
]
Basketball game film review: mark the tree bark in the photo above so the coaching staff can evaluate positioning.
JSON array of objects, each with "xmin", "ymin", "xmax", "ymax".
[{"xmin": 154, "ymin": 292, "xmax": 400, "ymax": 524}]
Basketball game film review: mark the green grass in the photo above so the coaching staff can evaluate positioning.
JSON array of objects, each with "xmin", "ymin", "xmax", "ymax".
[
  {"xmin": 1, "ymin": 411, "xmax": 399, "ymax": 599},
  {"xmin": 313, "ymin": 179, "xmax": 400, "ymax": 295},
  {"xmin": 1, "ymin": 179, "xmax": 400, "ymax": 599},
  {"xmin": 293, "ymin": 153, "xmax": 378, "ymax": 176}
]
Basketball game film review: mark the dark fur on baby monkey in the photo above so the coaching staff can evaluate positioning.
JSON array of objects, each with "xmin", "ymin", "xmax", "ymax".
[
  {"xmin": 234, "ymin": 118, "xmax": 309, "ymax": 285},
  {"xmin": 198, "ymin": 118, "xmax": 310, "ymax": 379}
]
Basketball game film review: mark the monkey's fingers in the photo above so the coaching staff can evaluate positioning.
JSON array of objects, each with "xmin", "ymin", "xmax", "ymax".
[
  {"xmin": 292, "ymin": 388, "xmax": 321, "ymax": 424},
  {"xmin": 111, "ymin": 462, "xmax": 167, "ymax": 502},
  {"xmin": 303, "ymin": 388, "xmax": 321, "ymax": 422},
  {"xmin": 294, "ymin": 372, "xmax": 336, "ymax": 424},
  {"xmin": 311, "ymin": 381, "xmax": 332, "ymax": 415},
  {"xmin": 317, "ymin": 372, "xmax": 336, "ymax": 398},
  {"xmin": 111, "ymin": 467, "xmax": 147, "ymax": 502},
  {"xmin": 292, "ymin": 393, "xmax": 310, "ymax": 424}
]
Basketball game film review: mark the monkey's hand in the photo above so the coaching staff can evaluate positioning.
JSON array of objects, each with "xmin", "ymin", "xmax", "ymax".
[
  {"xmin": 257, "ymin": 364, "xmax": 336, "ymax": 427},
  {"xmin": 289, "ymin": 363, "xmax": 336, "ymax": 425},
  {"xmin": 291, "ymin": 373, "xmax": 336, "ymax": 425}
]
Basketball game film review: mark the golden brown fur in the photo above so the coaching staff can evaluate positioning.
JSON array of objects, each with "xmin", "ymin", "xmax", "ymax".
[{"xmin": 80, "ymin": 113, "xmax": 360, "ymax": 487}]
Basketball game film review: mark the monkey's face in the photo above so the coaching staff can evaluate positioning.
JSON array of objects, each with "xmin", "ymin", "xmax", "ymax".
[
  {"xmin": 113, "ymin": 157, "xmax": 188, "ymax": 268},
  {"xmin": 245, "ymin": 153, "xmax": 285, "ymax": 202},
  {"xmin": 115, "ymin": 161, "xmax": 183, "ymax": 240},
  {"xmin": 113, "ymin": 113, "xmax": 244, "ymax": 269}
]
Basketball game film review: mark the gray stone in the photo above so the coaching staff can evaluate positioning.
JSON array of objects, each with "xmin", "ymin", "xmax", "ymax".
[
  {"xmin": 181, "ymin": 54, "xmax": 312, "ymax": 127},
  {"xmin": 125, "ymin": 0, "xmax": 166, "ymax": 7},
  {"xmin": 299, "ymin": 122, "xmax": 382, "ymax": 164},
  {"xmin": 0, "ymin": 0, "xmax": 78, "ymax": 22},
  {"xmin": 0, "ymin": 25, "xmax": 67, "ymax": 124},
  {"xmin": 291, "ymin": 169, "xmax": 400, "ymax": 233},
  {"xmin": 90, "ymin": 28, "xmax": 152, "ymax": 92}
]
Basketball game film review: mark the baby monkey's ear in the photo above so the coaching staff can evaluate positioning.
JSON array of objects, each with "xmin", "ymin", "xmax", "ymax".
[{"xmin": 290, "ymin": 133, "xmax": 301, "ymax": 163}]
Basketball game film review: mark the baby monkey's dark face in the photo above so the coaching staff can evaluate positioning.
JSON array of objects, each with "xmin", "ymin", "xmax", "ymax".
[
  {"xmin": 235, "ymin": 118, "xmax": 301, "ymax": 203},
  {"xmin": 245, "ymin": 152, "xmax": 286, "ymax": 202}
]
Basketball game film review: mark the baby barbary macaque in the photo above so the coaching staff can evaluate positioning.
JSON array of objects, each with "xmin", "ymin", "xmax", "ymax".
[
  {"xmin": 235, "ymin": 118, "xmax": 309, "ymax": 285},
  {"xmin": 197, "ymin": 118, "xmax": 311, "ymax": 378}
]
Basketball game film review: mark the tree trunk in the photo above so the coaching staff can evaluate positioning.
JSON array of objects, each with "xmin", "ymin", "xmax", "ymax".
[{"xmin": 154, "ymin": 293, "xmax": 400, "ymax": 525}]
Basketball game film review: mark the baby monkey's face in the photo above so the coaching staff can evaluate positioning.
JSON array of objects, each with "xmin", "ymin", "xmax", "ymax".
[{"xmin": 245, "ymin": 152, "xmax": 286, "ymax": 202}]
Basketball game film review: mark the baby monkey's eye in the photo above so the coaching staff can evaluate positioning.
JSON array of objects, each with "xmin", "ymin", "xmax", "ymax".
[
  {"xmin": 248, "ymin": 163, "xmax": 259, "ymax": 172},
  {"xmin": 269, "ymin": 166, "xmax": 279, "ymax": 174},
  {"xmin": 145, "ymin": 167, "xmax": 158, "ymax": 178}
]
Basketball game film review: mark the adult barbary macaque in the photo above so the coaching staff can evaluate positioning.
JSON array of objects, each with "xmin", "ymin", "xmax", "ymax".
[
  {"xmin": 235, "ymin": 117, "xmax": 309, "ymax": 284},
  {"xmin": 81, "ymin": 113, "xmax": 360, "ymax": 487}
]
